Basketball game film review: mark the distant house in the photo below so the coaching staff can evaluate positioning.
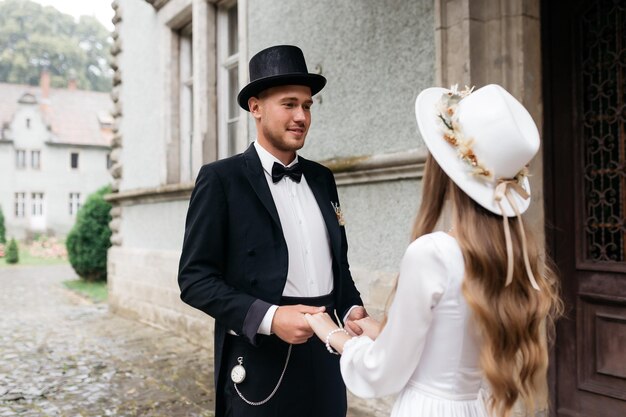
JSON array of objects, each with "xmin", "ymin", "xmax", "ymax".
[{"xmin": 0, "ymin": 72, "xmax": 113, "ymax": 239}]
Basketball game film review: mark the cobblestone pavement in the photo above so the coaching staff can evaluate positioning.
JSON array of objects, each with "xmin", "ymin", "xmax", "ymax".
[
  {"xmin": 0, "ymin": 265, "xmax": 376, "ymax": 417},
  {"xmin": 0, "ymin": 265, "xmax": 214, "ymax": 417}
]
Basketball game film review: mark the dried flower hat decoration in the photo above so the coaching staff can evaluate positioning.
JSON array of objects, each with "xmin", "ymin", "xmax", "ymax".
[{"xmin": 435, "ymin": 84, "xmax": 529, "ymax": 184}]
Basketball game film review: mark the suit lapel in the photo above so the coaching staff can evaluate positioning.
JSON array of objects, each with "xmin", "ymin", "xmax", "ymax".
[
  {"xmin": 243, "ymin": 145, "xmax": 283, "ymax": 230},
  {"xmin": 300, "ymin": 157, "xmax": 342, "ymax": 261},
  {"xmin": 243, "ymin": 147, "xmax": 340, "ymax": 260}
]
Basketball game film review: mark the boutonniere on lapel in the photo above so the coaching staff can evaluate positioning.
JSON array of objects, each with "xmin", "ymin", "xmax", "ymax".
[{"xmin": 331, "ymin": 202, "xmax": 346, "ymax": 226}]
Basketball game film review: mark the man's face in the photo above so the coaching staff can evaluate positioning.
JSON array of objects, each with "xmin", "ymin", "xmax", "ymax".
[{"xmin": 250, "ymin": 84, "xmax": 313, "ymax": 158}]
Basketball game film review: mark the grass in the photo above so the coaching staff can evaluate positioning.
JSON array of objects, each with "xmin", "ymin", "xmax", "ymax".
[
  {"xmin": 0, "ymin": 242, "xmax": 68, "ymax": 267},
  {"xmin": 63, "ymin": 279, "xmax": 108, "ymax": 303},
  {"xmin": 0, "ymin": 239, "xmax": 107, "ymax": 303}
]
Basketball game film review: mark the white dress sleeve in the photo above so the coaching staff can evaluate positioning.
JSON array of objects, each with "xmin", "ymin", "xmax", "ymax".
[{"xmin": 340, "ymin": 234, "xmax": 451, "ymax": 398}]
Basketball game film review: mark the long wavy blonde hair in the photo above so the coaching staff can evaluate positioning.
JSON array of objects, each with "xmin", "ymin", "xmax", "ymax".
[{"xmin": 387, "ymin": 155, "xmax": 562, "ymax": 417}]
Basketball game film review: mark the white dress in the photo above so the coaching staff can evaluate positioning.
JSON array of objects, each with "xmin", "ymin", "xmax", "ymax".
[{"xmin": 341, "ymin": 232, "xmax": 489, "ymax": 417}]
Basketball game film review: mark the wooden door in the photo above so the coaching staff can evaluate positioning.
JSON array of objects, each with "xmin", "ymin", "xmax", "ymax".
[{"xmin": 543, "ymin": 1, "xmax": 626, "ymax": 416}]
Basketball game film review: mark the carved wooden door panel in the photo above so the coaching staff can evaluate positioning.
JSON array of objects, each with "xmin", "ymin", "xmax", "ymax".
[{"xmin": 543, "ymin": 1, "xmax": 626, "ymax": 416}]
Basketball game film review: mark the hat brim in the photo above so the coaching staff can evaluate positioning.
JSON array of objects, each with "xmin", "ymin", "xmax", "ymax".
[
  {"xmin": 238, "ymin": 73, "xmax": 327, "ymax": 111},
  {"xmin": 415, "ymin": 87, "xmax": 531, "ymax": 217}
]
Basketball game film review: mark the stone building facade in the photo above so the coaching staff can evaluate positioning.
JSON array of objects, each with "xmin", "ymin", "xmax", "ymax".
[{"xmin": 107, "ymin": 1, "xmax": 626, "ymax": 416}]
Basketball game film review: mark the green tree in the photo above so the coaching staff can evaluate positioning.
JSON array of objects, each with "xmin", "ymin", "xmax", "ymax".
[
  {"xmin": 0, "ymin": 206, "xmax": 6, "ymax": 244},
  {"xmin": 66, "ymin": 186, "xmax": 112, "ymax": 281},
  {"xmin": 0, "ymin": 0, "xmax": 112, "ymax": 91},
  {"xmin": 6, "ymin": 238, "xmax": 18, "ymax": 264}
]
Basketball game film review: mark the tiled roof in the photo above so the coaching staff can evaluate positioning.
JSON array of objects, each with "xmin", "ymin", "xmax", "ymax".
[{"xmin": 0, "ymin": 82, "xmax": 113, "ymax": 147}]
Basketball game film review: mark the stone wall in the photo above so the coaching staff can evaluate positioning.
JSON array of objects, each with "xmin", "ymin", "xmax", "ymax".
[
  {"xmin": 247, "ymin": 0, "xmax": 436, "ymax": 318},
  {"xmin": 108, "ymin": 246, "xmax": 212, "ymax": 347}
]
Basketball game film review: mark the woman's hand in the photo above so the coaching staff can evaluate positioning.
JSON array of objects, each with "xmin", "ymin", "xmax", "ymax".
[
  {"xmin": 304, "ymin": 312, "xmax": 353, "ymax": 354},
  {"xmin": 355, "ymin": 316, "xmax": 382, "ymax": 340},
  {"xmin": 304, "ymin": 312, "xmax": 338, "ymax": 342}
]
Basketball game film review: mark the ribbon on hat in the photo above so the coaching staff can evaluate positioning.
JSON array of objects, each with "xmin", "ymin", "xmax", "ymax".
[{"xmin": 493, "ymin": 180, "xmax": 541, "ymax": 291}]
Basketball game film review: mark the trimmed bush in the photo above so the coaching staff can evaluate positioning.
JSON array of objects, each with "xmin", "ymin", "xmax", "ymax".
[
  {"xmin": 0, "ymin": 206, "xmax": 6, "ymax": 244},
  {"xmin": 6, "ymin": 238, "xmax": 19, "ymax": 264},
  {"xmin": 66, "ymin": 186, "xmax": 112, "ymax": 281}
]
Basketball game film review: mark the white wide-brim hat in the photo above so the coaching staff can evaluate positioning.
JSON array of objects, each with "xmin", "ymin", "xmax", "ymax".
[{"xmin": 415, "ymin": 84, "xmax": 540, "ymax": 217}]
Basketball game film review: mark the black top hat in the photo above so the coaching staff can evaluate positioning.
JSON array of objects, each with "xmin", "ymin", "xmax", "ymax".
[{"xmin": 237, "ymin": 45, "xmax": 326, "ymax": 111}]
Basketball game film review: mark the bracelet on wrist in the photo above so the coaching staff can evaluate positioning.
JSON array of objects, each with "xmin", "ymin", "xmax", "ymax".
[{"xmin": 325, "ymin": 328, "xmax": 349, "ymax": 355}]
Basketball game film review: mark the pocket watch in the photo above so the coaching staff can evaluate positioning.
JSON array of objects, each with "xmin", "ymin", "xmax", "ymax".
[{"xmin": 231, "ymin": 356, "xmax": 246, "ymax": 384}]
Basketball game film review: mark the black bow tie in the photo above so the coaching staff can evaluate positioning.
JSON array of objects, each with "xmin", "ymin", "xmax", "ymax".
[{"xmin": 272, "ymin": 162, "xmax": 303, "ymax": 183}]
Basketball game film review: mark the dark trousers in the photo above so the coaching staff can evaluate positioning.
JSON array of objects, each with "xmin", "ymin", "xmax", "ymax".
[{"xmin": 221, "ymin": 294, "xmax": 347, "ymax": 417}]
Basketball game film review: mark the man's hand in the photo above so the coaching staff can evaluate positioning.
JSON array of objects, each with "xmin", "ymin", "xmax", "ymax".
[
  {"xmin": 344, "ymin": 306, "xmax": 368, "ymax": 336},
  {"xmin": 271, "ymin": 304, "xmax": 325, "ymax": 344}
]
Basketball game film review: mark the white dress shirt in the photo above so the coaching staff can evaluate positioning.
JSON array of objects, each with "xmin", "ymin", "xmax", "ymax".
[{"xmin": 254, "ymin": 141, "xmax": 334, "ymax": 334}]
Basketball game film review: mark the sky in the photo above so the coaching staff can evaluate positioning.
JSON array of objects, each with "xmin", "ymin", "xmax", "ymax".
[{"xmin": 29, "ymin": 0, "xmax": 115, "ymax": 31}]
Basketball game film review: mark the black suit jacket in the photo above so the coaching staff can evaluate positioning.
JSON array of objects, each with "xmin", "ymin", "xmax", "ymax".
[{"xmin": 178, "ymin": 144, "xmax": 362, "ymax": 392}]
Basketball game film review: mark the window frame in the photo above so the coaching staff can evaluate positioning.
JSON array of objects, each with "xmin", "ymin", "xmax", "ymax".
[
  {"xmin": 31, "ymin": 192, "xmax": 44, "ymax": 217},
  {"xmin": 69, "ymin": 193, "xmax": 81, "ymax": 216},
  {"xmin": 217, "ymin": 0, "xmax": 244, "ymax": 160},
  {"xmin": 161, "ymin": 0, "xmax": 248, "ymax": 184},
  {"xmin": 177, "ymin": 20, "xmax": 194, "ymax": 183},
  {"xmin": 70, "ymin": 152, "xmax": 79, "ymax": 170},
  {"xmin": 14, "ymin": 192, "xmax": 26, "ymax": 218},
  {"xmin": 15, "ymin": 149, "xmax": 26, "ymax": 169},
  {"xmin": 31, "ymin": 150, "xmax": 41, "ymax": 170}
]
